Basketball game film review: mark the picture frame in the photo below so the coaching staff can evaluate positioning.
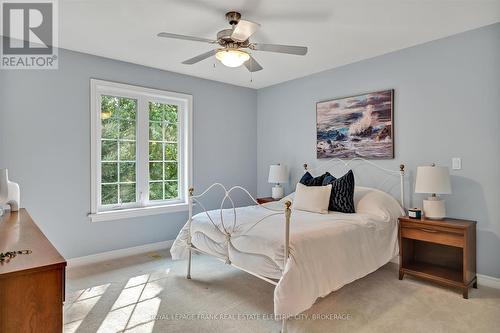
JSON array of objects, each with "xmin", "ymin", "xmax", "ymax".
[{"xmin": 316, "ymin": 89, "xmax": 394, "ymax": 159}]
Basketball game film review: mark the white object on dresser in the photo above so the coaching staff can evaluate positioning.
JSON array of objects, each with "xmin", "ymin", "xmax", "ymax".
[
  {"xmin": 415, "ymin": 164, "xmax": 451, "ymax": 219},
  {"xmin": 268, "ymin": 164, "xmax": 288, "ymax": 199},
  {"xmin": 0, "ymin": 169, "xmax": 20, "ymax": 212}
]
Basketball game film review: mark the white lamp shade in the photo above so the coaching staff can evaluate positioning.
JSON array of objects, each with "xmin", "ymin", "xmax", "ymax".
[
  {"xmin": 415, "ymin": 165, "xmax": 452, "ymax": 194},
  {"xmin": 268, "ymin": 164, "xmax": 288, "ymax": 184}
]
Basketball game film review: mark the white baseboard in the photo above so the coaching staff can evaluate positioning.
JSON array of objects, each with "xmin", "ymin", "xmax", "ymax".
[
  {"xmin": 477, "ymin": 274, "xmax": 500, "ymax": 289},
  {"xmin": 67, "ymin": 240, "xmax": 174, "ymax": 267}
]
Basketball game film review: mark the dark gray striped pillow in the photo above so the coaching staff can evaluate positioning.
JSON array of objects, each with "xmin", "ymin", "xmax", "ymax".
[{"xmin": 322, "ymin": 170, "xmax": 355, "ymax": 213}]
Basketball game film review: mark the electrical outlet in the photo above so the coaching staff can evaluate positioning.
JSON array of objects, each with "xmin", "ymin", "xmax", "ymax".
[{"xmin": 452, "ymin": 157, "xmax": 461, "ymax": 170}]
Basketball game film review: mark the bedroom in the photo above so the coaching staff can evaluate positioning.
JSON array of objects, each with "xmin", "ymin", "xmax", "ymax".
[{"xmin": 0, "ymin": 0, "xmax": 499, "ymax": 332}]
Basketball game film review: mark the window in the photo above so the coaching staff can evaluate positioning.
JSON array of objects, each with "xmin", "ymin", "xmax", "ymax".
[{"xmin": 90, "ymin": 80, "xmax": 192, "ymax": 222}]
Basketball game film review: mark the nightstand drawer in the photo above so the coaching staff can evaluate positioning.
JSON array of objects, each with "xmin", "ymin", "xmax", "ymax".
[{"xmin": 401, "ymin": 225, "xmax": 464, "ymax": 248}]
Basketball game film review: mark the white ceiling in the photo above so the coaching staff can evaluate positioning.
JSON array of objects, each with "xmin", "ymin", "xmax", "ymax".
[{"xmin": 60, "ymin": 0, "xmax": 500, "ymax": 89}]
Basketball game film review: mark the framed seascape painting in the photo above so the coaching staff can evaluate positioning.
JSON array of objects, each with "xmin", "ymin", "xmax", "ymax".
[{"xmin": 316, "ymin": 89, "xmax": 394, "ymax": 159}]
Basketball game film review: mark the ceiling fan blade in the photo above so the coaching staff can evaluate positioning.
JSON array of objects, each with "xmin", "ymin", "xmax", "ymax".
[
  {"xmin": 182, "ymin": 50, "xmax": 217, "ymax": 65},
  {"xmin": 251, "ymin": 43, "xmax": 308, "ymax": 56},
  {"xmin": 244, "ymin": 55, "xmax": 263, "ymax": 72},
  {"xmin": 157, "ymin": 32, "xmax": 215, "ymax": 44},
  {"xmin": 231, "ymin": 20, "xmax": 260, "ymax": 42}
]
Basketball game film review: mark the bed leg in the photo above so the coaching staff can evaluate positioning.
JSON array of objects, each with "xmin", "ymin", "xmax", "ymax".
[
  {"xmin": 186, "ymin": 246, "xmax": 192, "ymax": 279},
  {"xmin": 280, "ymin": 202, "xmax": 291, "ymax": 333},
  {"xmin": 187, "ymin": 187, "xmax": 194, "ymax": 280},
  {"xmin": 281, "ymin": 317, "xmax": 288, "ymax": 333}
]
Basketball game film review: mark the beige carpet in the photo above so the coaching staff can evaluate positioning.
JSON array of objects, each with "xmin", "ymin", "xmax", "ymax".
[{"xmin": 64, "ymin": 250, "xmax": 500, "ymax": 333}]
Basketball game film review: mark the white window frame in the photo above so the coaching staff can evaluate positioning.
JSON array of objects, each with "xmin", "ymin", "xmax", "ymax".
[{"xmin": 89, "ymin": 79, "xmax": 192, "ymax": 222}]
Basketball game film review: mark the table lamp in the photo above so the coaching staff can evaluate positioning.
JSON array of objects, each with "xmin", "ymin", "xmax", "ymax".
[
  {"xmin": 268, "ymin": 164, "xmax": 288, "ymax": 199},
  {"xmin": 414, "ymin": 164, "xmax": 451, "ymax": 219}
]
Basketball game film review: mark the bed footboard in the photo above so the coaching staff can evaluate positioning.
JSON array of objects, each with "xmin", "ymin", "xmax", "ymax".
[{"xmin": 185, "ymin": 184, "xmax": 292, "ymax": 285}]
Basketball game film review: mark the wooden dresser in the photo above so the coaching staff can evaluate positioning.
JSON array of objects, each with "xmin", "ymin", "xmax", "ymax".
[
  {"xmin": 398, "ymin": 216, "xmax": 476, "ymax": 298},
  {"xmin": 0, "ymin": 209, "xmax": 66, "ymax": 333}
]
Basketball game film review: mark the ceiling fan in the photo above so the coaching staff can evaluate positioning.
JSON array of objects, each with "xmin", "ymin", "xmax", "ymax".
[{"xmin": 157, "ymin": 11, "xmax": 308, "ymax": 72}]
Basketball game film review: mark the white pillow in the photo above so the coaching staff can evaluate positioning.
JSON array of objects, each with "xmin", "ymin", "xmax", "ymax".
[
  {"xmin": 293, "ymin": 183, "xmax": 332, "ymax": 214},
  {"xmin": 354, "ymin": 186, "xmax": 405, "ymax": 221}
]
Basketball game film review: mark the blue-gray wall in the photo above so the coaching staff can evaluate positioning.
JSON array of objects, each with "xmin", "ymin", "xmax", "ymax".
[
  {"xmin": 0, "ymin": 48, "xmax": 257, "ymax": 259},
  {"xmin": 257, "ymin": 23, "xmax": 500, "ymax": 277},
  {"xmin": 2, "ymin": 23, "xmax": 499, "ymax": 278}
]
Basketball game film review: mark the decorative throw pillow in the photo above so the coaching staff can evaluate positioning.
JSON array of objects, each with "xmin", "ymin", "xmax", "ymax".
[
  {"xmin": 354, "ymin": 186, "xmax": 405, "ymax": 221},
  {"xmin": 322, "ymin": 170, "xmax": 356, "ymax": 213},
  {"xmin": 299, "ymin": 172, "xmax": 331, "ymax": 186},
  {"xmin": 293, "ymin": 183, "xmax": 332, "ymax": 214}
]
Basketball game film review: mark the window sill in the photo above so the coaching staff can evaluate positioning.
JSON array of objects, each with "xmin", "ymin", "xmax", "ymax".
[{"xmin": 89, "ymin": 203, "xmax": 189, "ymax": 222}]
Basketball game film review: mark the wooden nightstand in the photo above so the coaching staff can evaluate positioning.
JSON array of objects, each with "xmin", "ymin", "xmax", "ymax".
[
  {"xmin": 398, "ymin": 216, "xmax": 477, "ymax": 298},
  {"xmin": 256, "ymin": 197, "xmax": 279, "ymax": 204}
]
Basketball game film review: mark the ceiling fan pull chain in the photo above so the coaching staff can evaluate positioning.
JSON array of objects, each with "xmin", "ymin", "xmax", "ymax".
[
  {"xmin": 252, "ymin": 57, "xmax": 255, "ymax": 82},
  {"xmin": 249, "ymin": 57, "xmax": 253, "ymax": 82}
]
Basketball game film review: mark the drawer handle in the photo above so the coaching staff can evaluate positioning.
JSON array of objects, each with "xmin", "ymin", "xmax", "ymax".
[{"xmin": 419, "ymin": 228, "xmax": 438, "ymax": 233}]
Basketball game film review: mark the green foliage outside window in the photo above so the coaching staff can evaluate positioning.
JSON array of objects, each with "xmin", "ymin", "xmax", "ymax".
[
  {"xmin": 100, "ymin": 95, "xmax": 137, "ymax": 205},
  {"xmin": 102, "ymin": 140, "xmax": 117, "ymax": 161},
  {"xmin": 120, "ymin": 142, "xmax": 136, "ymax": 161},
  {"xmin": 148, "ymin": 102, "xmax": 180, "ymax": 201},
  {"xmin": 102, "ymin": 162, "xmax": 118, "ymax": 183},
  {"xmin": 102, "ymin": 184, "xmax": 118, "ymax": 205},
  {"xmin": 149, "ymin": 162, "xmax": 163, "ymax": 181},
  {"xmin": 149, "ymin": 102, "xmax": 177, "ymax": 122},
  {"xmin": 149, "ymin": 142, "xmax": 162, "ymax": 160},
  {"xmin": 149, "ymin": 182, "xmax": 163, "ymax": 201},
  {"xmin": 165, "ymin": 182, "xmax": 178, "ymax": 199},
  {"xmin": 165, "ymin": 144, "xmax": 177, "ymax": 161},
  {"xmin": 99, "ymin": 97, "xmax": 181, "ymax": 205}
]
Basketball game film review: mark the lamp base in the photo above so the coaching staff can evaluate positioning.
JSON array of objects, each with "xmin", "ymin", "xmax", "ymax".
[
  {"xmin": 423, "ymin": 196, "xmax": 446, "ymax": 220},
  {"xmin": 271, "ymin": 185, "xmax": 284, "ymax": 200}
]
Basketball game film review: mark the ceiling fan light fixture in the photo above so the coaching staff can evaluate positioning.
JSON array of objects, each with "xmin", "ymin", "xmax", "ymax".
[{"xmin": 215, "ymin": 48, "xmax": 250, "ymax": 68}]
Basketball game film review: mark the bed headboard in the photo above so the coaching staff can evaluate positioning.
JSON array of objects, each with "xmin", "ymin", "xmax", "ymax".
[{"xmin": 303, "ymin": 157, "xmax": 407, "ymax": 209}]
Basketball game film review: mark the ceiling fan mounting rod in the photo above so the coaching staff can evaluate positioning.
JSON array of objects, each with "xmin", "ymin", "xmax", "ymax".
[{"xmin": 226, "ymin": 11, "xmax": 241, "ymax": 26}]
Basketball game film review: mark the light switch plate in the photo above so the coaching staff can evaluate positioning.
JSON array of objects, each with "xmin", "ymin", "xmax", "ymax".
[{"xmin": 452, "ymin": 157, "xmax": 461, "ymax": 170}]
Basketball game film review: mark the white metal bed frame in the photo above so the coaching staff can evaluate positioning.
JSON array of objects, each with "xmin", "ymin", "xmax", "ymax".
[{"xmin": 184, "ymin": 158, "xmax": 406, "ymax": 332}]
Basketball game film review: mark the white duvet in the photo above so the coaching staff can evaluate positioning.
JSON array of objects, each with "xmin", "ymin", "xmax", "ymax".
[{"xmin": 171, "ymin": 187, "xmax": 403, "ymax": 316}]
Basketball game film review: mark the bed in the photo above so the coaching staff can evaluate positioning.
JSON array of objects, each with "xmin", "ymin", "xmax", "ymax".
[{"xmin": 170, "ymin": 158, "xmax": 406, "ymax": 332}]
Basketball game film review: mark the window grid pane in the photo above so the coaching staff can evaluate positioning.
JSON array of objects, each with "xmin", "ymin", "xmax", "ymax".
[
  {"xmin": 102, "ymin": 184, "xmax": 118, "ymax": 205},
  {"xmin": 164, "ymin": 181, "xmax": 178, "ymax": 199}
]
